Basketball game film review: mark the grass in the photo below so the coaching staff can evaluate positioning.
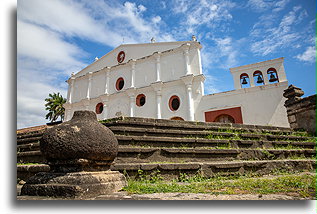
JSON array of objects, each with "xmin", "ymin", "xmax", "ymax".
[
  {"xmin": 123, "ymin": 172, "xmax": 316, "ymax": 198},
  {"xmin": 17, "ymin": 162, "xmax": 41, "ymax": 165}
]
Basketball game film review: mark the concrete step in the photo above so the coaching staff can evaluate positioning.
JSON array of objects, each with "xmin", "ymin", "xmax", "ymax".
[{"xmin": 17, "ymin": 159, "xmax": 315, "ymax": 181}]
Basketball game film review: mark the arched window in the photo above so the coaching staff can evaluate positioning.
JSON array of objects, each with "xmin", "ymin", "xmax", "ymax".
[
  {"xmin": 95, "ymin": 103, "xmax": 103, "ymax": 114},
  {"xmin": 170, "ymin": 116, "xmax": 184, "ymax": 121},
  {"xmin": 136, "ymin": 94, "xmax": 146, "ymax": 107},
  {"xmin": 214, "ymin": 114, "xmax": 235, "ymax": 123},
  {"xmin": 169, "ymin": 95, "xmax": 180, "ymax": 111},
  {"xmin": 253, "ymin": 70, "xmax": 264, "ymax": 86},
  {"xmin": 240, "ymin": 73, "xmax": 250, "ymax": 88},
  {"xmin": 116, "ymin": 77, "xmax": 124, "ymax": 91},
  {"xmin": 267, "ymin": 68, "xmax": 279, "ymax": 83}
]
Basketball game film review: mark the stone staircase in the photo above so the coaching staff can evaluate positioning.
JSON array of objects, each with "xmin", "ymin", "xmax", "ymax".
[{"xmin": 17, "ymin": 117, "xmax": 316, "ymax": 181}]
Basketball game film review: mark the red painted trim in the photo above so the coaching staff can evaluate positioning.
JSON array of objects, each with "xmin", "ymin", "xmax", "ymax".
[
  {"xmin": 117, "ymin": 51, "xmax": 125, "ymax": 63},
  {"xmin": 169, "ymin": 95, "xmax": 180, "ymax": 111},
  {"xmin": 95, "ymin": 103, "xmax": 103, "ymax": 114},
  {"xmin": 136, "ymin": 94, "xmax": 146, "ymax": 107},
  {"xmin": 204, "ymin": 107, "xmax": 243, "ymax": 124},
  {"xmin": 115, "ymin": 77, "xmax": 124, "ymax": 91}
]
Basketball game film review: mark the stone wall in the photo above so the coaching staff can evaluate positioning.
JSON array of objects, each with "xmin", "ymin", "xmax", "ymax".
[{"xmin": 283, "ymin": 85, "xmax": 316, "ymax": 134}]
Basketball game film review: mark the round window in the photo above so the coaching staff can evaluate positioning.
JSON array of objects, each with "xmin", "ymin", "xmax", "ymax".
[
  {"xmin": 116, "ymin": 77, "xmax": 124, "ymax": 91},
  {"xmin": 136, "ymin": 94, "xmax": 146, "ymax": 107},
  {"xmin": 117, "ymin": 51, "xmax": 125, "ymax": 63},
  {"xmin": 96, "ymin": 103, "xmax": 103, "ymax": 114},
  {"xmin": 169, "ymin": 95, "xmax": 180, "ymax": 111}
]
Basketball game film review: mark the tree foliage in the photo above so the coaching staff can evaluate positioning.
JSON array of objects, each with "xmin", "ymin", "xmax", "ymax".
[{"xmin": 45, "ymin": 92, "xmax": 66, "ymax": 122}]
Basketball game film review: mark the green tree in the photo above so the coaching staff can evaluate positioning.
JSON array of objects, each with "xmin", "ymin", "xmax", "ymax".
[{"xmin": 45, "ymin": 92, "xmax": 67, "ymax": 122}]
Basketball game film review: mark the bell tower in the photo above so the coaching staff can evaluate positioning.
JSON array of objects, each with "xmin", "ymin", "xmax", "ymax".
[{"xmin": 230, "ymin": 57, "xmax": 287, "ymax": 90}]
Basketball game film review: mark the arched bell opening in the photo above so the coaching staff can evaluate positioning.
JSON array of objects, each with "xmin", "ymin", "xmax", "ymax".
[
  {"xmin": 267, "ymin": 68, "xmax": 279, "ymax": 83},
  {"xmin": 253, "ymin": 70, "xmax": 265, "ymax": 86},
  {"xmin": 240, "ymin": 73, "xmax": 250, "ymax": 88}
]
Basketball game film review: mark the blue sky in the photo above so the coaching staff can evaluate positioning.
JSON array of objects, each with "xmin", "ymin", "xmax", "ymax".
[{"xmin": 17, "ymin": 0, "xmax": 316, "ymax": 129}]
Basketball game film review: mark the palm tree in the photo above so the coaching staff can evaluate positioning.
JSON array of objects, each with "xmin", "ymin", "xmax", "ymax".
[{"xmin": 45, "ymin": 92, "xmax": 67, "ymax": 122}]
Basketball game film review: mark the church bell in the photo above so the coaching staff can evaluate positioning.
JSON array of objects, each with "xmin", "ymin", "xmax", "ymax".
[
  {"xmin": 256, "ymin": 75, "xmax": 264, "ymax": 84},
  {"xmin": 241, "ymin": 77, "xmax": 248, "ymax": 85},
  {"xmin": 269, "ymin": 73, "xmax": 278, "ymax": 82}
]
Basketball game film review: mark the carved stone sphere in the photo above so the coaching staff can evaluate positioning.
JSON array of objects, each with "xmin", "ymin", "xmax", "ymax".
[{"xmin": 40, "ymin": 111, "xmax": 118, "ymax": 163}]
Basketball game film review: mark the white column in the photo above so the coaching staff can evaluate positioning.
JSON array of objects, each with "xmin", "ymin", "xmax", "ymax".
[
  {"xmin": 63, "ymin": 103, "xmax": 72, "ymax": 121},
  {"xmin": 154, "ymin": 52, "xmax": 161, "ymax": 82},
  {"xmin": 100, "ymin": 95, "xmax": 109, "ymax": 119},
  {"xmin": 186, "ymin": 84, "xmax": 194, "ymax": 121},
  {"xmin": 87, "ymin": 72, "xmax": 93, "ymax": 99},
  {"xmin": 156, "ymin": 90, "xmax": 162, "ymax": 119},
  {"xmin": 104, "ymin": 67, "xmax": 110, "ymax": 94},
  {"xmin": 67, "ymin": 76, "xmax": 75, "ymax": 103},
  {"xmin": 182, "ymin": 43, "xmax": 191, "ymax": 76},
  {"xmin": 197, "ymin": 48, "xmax": 203, "ymax": 75},
  {"xmin": 130, "ymin": 60, "xmax": 136, "ymax": 88},
  {"xmin": 129, "ymin": 95, "xmax": 135, "ymax": 117},
  {"xmin": 151, "ymin": 82, "xmax": 163, "ymax": 119},
  {"xmin": 103, "ymin": 102, "xmax": 108, "ymax": 119},
  {"xmin": 126, "ymin": 88, "xmax": 136, "ymax": 117}
]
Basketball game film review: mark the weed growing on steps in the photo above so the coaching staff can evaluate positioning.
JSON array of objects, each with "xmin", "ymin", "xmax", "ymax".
[{"xmin": 123, "ymin": 172, "xmax": 315, "ymax": 198}]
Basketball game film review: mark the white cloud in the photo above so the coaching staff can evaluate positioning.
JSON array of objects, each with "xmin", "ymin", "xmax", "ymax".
[
  {"xmin": 17, "ymin": 20, "xmax": 86, "ymax": 74},
  {"xmin": 152, "ymin": 16, "xmax": 162, "ymax": 24},
  {"xmin": 247, "ymin": 0, "xmax": 289, "ymax": 13},
  {"xmin": 295, "ymin": 46, "xmax": 316, "ymax": 63},
  {"xmin": 17, "ymin": 0, "xmax": 177, "ymax": 129},
  {"xmin": 172, "ymin": 0, "xmax": 236, "ymax": 34},
  {"xmin": 250, "ymin": 6, "xmax": 306, "ymax": 56}
]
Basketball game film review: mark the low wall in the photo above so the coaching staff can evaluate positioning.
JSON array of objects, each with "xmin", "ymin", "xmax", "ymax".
[{"xmin": 283, "ymin": 85, "xmax": 316, "ymax": 134}]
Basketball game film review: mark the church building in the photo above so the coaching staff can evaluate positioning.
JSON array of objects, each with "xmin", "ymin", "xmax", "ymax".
[{"xmin": 63, "ymin": 37, "xmax": 289, "ymax": 127}]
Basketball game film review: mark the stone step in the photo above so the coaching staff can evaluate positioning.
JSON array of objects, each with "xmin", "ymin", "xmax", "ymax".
[
  {"xmin": 17, "ymin": 159, "xmax": 315, "ymax": 181},
  {"xmin": 17, "ymin": 143, "xmax": 315, "ymax": 165},
  {"xmin": 115, "ymin": 147, "xmax": 315, "ymax": 163},
  {"xmin": 116, "ymin": 135, "xmax": 315, "ymax": 149},
  {"xmin": 109, "ymin": 126, "xmax": 314, "ymax": 142},
  {"xmin": 17, "ymin": 136, "xmax": 42, "ymax": 145},
  {"xmin": 16, "ymin": 134, "xmax": 315, "ymax": 162},
  {"xmin": 17, "ymin": 131, "xmax": 44, "ymax": 139},
  {"xmin": 103, "ymin": 118, "xmax": 294, "ymax": 133}
]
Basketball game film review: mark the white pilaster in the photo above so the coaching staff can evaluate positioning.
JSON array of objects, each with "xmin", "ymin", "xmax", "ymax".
[
  {"xmin": 154, "ymin": 52, "xmax": 161, "ymax": 82},
  {"xmin": 151, "ymin": 81, "xmax": 163, "ymax": 119},
  {"xmin": 63, "ymin": 103, "xmax": 72, "ymax": 121},
  {"xmin": 100, "ymin": 94, "xmax": 109, "ymax": 119},
  {"xmin": 181, "ymin": 74, "xmax": 194, "ymax": 121},
  {"xmin": 103, "ymin": 67, "xmax": 110, "ymax": 94},
  {"xmin": 130, "ymin": 59, "xmax": 136, "ymax": 88},
  {"xmin": 126, "ymin": 88, "xmax": 136, "ymax": 117},
  {"xmin": 182, "ymin": 43, "xmax": 191, "ymax": 76},
  {"xmin": 67, "ymin": 76, "xmax": 75, "ymax": 104},
  {"xmin": 186, "ymin": 84, "xmax": 194, "ymax": 121},
  {"xmin": 86, "ymin": 72, "xmax": 93, "ymax": 99}
]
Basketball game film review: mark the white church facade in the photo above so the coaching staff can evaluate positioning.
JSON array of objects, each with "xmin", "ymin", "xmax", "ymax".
[{"xmin": 63, "ymin": 39, "xmax": 290, "ymax": 127}]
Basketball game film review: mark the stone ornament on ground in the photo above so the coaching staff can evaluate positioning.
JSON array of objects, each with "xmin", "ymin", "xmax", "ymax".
[{"xmin": 21, "ymin": 110, "xmax": 127, "ymax": 198}]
